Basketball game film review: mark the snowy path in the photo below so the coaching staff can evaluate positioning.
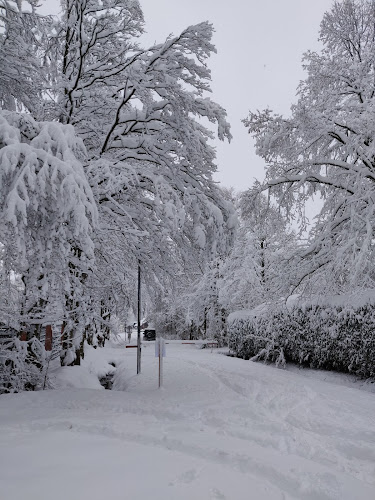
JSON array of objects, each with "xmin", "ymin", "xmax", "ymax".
[{"xmin": 1, "ymin": 341, "xmax": 375, "ymax": 500}]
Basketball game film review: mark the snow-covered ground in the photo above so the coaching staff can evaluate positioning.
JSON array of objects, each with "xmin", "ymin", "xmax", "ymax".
[{"xmin": 1, "ymin": 336, "xmax": 375, "ymax": 500}]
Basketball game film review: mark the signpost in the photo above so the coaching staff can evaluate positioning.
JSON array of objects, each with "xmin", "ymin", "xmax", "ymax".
[{"xmin": 155, "ymin": 337, "xmax": 166, "ymax": 388}]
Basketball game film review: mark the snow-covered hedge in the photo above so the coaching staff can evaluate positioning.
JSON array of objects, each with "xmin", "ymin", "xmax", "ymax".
[{"xmin": 228, "ymin": 304, "xmax": 375, "ymax": 378}]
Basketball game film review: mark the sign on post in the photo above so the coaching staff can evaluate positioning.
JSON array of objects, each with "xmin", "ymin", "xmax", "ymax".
[
  {"xmin": 155, "ymin": 337, "xmax": 166, "ymax": 388},
  {"xmin": 155, "ymin": 337, "xmax": 166, "ymax": 357}
]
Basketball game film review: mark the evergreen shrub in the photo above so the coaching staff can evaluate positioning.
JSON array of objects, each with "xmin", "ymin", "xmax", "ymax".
[
  {"xmin": 228, "ymin": 304, "xmax": 375, "ymax": 378},
  {"xmin": 0, "ymin": 337, "xmax": 45, "ymax": 393}
]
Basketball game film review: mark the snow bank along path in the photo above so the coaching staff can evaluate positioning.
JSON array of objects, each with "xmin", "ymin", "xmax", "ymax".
[{"xmin": 0, "ymin": 340, "xmax": 375, "ymax": 500}]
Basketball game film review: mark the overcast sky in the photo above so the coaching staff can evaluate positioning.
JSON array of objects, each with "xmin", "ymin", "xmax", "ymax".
[
  {"xmin": 139, "ymin": 0, "xmax": 333, "ymax": 191},
  {"xmin": 40, "ymin": 0, "xmax": 333, "ymax": 191}
]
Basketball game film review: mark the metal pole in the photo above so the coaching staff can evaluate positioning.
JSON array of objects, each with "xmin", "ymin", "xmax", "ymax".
[
  {"xmin": 158, "ymin": 340, "xmax": 161, "ymax": 388},
  {"xmin": 160, "ymin": 342, "xmax": 163, "ymax": 388},
  {"xmin": 158, "ymin": 338, "xmax": 164, "ymax": 388},
  {"xmin": 137, "ymin": 261, "xmax": 141, "ymax": 374}
]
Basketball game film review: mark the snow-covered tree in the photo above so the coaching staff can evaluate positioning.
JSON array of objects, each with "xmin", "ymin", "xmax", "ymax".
[
  {"xmin": 48, "ymin": 1, "xmax": 234, "ymax": 254},
  {"xmin": 45, "ymin": 0, "xmax": 235, "ymax": 332},
  {"xmin": 244, "ymin": 0, "xmax": 375, "ymax": 293},
  {"xmin": 0, "ymin": 111, "xmax": 97, "ymax": 361},
  {"xmin": 0, "ymin": 0, "xmax": 48, "ymax": 115},
  {"xmin": 149, "ymin": 187, "xmax": 237, "ymax": 343},
  {"xmin": 219, "ymin": 191, "xmax": 296, "ymax": 312},
  {"xmin": 0, "ymin": 0, "xmax": 235, "ymax": 376}
]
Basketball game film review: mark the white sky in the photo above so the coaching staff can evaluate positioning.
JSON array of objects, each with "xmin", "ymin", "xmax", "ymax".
[
  {"xmin": 40, "ymin": 0, "xmax": 332, "ymax": 191},
  {"xmin": 138, "ymin": 0, "xmax": 333, "ymax": 191}
]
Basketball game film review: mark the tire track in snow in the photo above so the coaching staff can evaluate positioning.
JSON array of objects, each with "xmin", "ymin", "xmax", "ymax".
[
  {"xmin": 168, "ymin": 355, "xmax": 375, "ymax": 487},
  {"xmin": 12, "ymin": 418, "xmax": 352, "ymax": 500}
]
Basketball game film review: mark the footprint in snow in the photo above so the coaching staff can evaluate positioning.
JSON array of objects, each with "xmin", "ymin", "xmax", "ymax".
[
  {"xmin": 210, "ymin": 488, "xmax": 226, "ymax": 499},
  {"xmin": 169, "ymin": 468, "xmax": 198, "ymax": 486}
]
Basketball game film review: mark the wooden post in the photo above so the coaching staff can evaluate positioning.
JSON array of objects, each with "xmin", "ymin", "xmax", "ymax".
[{"xmin": 45, "ymin": 325, "xmax": 53, "ymax": 351}]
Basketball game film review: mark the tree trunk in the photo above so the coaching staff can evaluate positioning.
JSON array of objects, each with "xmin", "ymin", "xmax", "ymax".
[{"xmin": 45, "ymin": 325, "xmax": 52, "ymax": 351}]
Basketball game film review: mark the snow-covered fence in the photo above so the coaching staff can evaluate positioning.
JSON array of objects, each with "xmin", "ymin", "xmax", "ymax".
[{"xmin": 228, "ymin": 299, "xmax": 375, "ymax": 378}]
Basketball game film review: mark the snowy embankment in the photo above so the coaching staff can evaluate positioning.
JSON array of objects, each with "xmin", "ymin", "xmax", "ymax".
[{"xmin": 0, "ymin": 338, "xmax": 375, "ymax": 500}]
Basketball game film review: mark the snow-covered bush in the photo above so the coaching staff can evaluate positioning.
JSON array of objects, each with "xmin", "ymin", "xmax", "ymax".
[
  {"xmin": 0, "ymin": 337, "xmax": 46, "ymax": 393},
  {"xmin": 228, "ymin": 302, "xmax": 375, "ymax": 378}
]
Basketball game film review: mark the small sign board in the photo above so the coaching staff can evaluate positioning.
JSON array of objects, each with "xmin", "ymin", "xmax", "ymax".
[{"xmin": 155, "ymin": 338, "xmax": 166, "ymax": 357}]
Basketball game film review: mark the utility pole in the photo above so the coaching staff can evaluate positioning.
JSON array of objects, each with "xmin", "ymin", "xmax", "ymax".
[{"xmin": 137, "ymin": 260, "xmax": 141, "ymax": 374}]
